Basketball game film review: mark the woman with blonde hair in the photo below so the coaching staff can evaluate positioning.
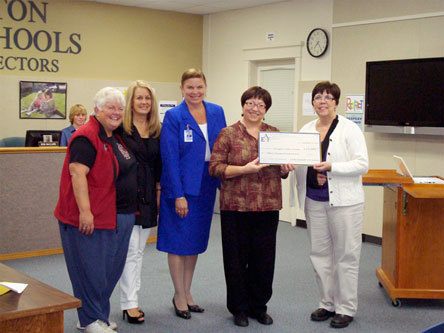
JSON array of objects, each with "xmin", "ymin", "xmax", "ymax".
[
  {"xmin": 118, "ymin": 80, "xmax": 162, "ymax": 324},
  {"xmin": 158, "ymin": 69, "xmax": 226, "ymax": 319},
  {"xmin": 60, "ymin": 104, "xmax": 87, "ymax": 146}
]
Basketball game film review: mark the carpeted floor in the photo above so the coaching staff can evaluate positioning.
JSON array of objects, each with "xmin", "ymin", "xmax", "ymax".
[{"xmin": 4, "ymin": 214, "xmax": 444, "ymax": 333}]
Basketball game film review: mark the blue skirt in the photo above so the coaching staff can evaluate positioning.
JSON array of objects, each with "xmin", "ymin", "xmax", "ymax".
[{"xmin": 157, "ymin": 163, "xmax": 217, "ymax": 255}]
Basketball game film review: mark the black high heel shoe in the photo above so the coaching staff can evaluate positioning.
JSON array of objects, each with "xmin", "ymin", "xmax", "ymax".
[
  {"xmin": 122, "ymin": 309, "xmax": 144, "ymax": 324},
  {"xmin": 172, "ymin": 298, "xmax": 191, "ymax": 319},
  {"xmin": 188, "ymin": 304, "xmax": 205, "ymax": 313}
]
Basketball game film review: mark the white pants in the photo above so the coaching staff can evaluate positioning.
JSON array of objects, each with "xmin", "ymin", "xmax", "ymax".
[
  {"xmin": 305, "ymin": 198, "xmax": 363, "ymax": 317},
  {"xmin": 119, "ymin": 225, "xmax": 150, "ymax": 310}
]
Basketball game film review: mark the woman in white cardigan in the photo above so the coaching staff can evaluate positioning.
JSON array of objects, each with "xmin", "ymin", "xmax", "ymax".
[{"xmin": 295, "ymin": 81, "xmax": 368, "ymax": 329}]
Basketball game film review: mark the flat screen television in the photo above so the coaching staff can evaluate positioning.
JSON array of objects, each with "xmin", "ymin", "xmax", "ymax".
[
  {"xmin": 365, "ymin": 57, "xmax": 444, "ymax": 135},
  {"xmin": 25, "ymin": 130, "xmax": 61, "ymax": 147}
]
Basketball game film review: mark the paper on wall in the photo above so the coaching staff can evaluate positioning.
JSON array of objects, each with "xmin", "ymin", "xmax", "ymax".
[
  {"xmin": 302, "ymin": 92, "xmax": 315, "ymax": 116},
  {"xmin": 159, "ymin": 100, "xmax": 177, "ymax": 123}
]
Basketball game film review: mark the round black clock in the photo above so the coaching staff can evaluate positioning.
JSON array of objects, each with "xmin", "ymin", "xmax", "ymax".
[{"xmin": 306, "ymin": 28, "xmax": 329, "ymax": 58}]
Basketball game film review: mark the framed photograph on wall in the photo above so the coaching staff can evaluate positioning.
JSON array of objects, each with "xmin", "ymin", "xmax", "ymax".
[{"xmin": 19, "ymin": 81, "xmax": 67, "ymax": 119}]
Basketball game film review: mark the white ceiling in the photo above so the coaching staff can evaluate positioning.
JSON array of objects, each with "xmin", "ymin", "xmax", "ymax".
[{"xmin": 82, "ymin": 0, "xmax": 287, "ymax": 15}]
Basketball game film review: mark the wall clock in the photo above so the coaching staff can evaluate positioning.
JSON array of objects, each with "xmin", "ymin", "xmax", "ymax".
[{"xmin": 306, "ymin": 28, "xmax": 329, "ymax": 58}]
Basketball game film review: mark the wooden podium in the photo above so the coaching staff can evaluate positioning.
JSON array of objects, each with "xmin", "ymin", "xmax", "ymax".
[{"xmin": 363, "ymin": 170, "xmax": 444, "ymax": 306}]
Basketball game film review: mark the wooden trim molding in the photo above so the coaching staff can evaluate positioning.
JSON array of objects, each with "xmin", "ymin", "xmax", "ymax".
[
  {"xmin": 0, "ymin": 147, "xmax": 67, "ymax": 154},
  {"xmin": 332, "ymin": 11, "xmax": 444, "ymax": 28},
  {"xmin": 0, "ymin": 248, "xmax": 64, "ymax": 261},
  {"xmin": 0, "ymin": 235, "xmax": 158, "ymax": 261}
]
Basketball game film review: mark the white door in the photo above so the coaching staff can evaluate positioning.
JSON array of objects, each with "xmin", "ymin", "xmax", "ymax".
[{"xmin": 258, "ymin": 66, "xmax": 299, "ymax": 224}]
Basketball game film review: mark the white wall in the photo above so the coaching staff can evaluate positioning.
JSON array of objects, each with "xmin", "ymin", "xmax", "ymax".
[
  {"xmin": 203, "ymin": 0, "xmax": 334, "ymax": 224},
  {"xmin": 203, "ymin": 0, "xmax": 444, "ymax": 237},
  {"xmin": 332, "ymin": 0, "xmax": 444, "ymax": 237},
  {"xmin": 203, "ymin": 0, "xmax": 333, "ymax": 125}
]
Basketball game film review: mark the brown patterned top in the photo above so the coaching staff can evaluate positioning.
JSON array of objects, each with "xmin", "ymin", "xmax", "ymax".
[{"xmin": 209, "ymin": 120, "xmax": 283, "ymax": 212}]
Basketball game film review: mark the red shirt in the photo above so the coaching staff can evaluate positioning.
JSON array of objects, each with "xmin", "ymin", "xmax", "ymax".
[{"xmin": 209, "ymin": 121, "xmax": 283, "ymax": 212}]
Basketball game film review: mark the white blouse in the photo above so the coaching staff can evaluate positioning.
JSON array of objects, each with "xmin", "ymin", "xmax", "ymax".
[{"xmin": 198, "ymin": 123, "xmax": 211, "ymax": 162}]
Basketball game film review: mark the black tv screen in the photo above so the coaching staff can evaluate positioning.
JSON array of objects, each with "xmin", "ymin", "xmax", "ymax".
[
  {"xmin": 25, "ymin": 130, "xmax": 61, "ymax": 147},
  {"xmin": 365, "ymin": 57, "xmax": 444, "ymax": 127}
]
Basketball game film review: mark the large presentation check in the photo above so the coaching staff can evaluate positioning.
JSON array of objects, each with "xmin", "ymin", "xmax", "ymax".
[{"xmin": 258, "ymin": 132, "xmax": 321, "ymax": 165}]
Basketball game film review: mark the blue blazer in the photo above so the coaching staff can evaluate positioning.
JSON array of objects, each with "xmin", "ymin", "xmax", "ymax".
[{"xmin": 160, "ymin": 100, "xmax": 226, "ymax": 199}]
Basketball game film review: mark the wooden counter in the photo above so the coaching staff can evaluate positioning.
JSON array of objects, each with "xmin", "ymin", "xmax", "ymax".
[
  {"xmin": 362, "ymin": 169, "xmax": 413, "ymax": 185},
  {"xmin": 0, "ymin": 147, "xmax": 157, "ymax": 260},
  {"xmin": 0, "ymin": 263, "xmax": 80, "ymax": 333}
]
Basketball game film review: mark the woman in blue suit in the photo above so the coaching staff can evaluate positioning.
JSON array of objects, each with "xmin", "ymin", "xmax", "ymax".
[{"xmin": 158, "ymin": 68, "xmax": 226, "ymax": 319}]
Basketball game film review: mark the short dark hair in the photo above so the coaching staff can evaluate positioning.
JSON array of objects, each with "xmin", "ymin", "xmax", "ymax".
[
  {"xmin": 240, "ymin": 86, "xmax": 272, "ymax": 111},
  {"xmin": 311, "ymin": 81, "xmax": 340, "ymax": 104}
]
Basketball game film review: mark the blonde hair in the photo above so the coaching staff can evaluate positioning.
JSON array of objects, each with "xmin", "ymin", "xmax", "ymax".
[
  {"xmin": 68, "ymin": 104, "xmax": 87, "ymax": 124},
  {"xmin": 181, "ymin": 68, "xmax": 207, "ymax": 87},
  {"xmin": 123, "ymin": 80, "xmax": 161, "ymax": 138}
]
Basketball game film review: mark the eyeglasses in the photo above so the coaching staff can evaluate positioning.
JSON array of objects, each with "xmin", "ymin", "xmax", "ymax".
[
  {"xmin": 314, "ymin": 94, "xmax": 335, "ymax": 102},
  {"xmin": 244, "ymin": 101, "xmax": 266, "ymax": 110}
]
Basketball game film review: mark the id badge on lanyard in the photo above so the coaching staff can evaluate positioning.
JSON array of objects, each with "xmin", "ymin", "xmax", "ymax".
[{"xmin": 184, "ymin": 124, "xmax": 193, "ymax": 142}]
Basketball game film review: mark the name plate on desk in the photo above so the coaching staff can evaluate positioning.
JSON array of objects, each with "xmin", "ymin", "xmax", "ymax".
[
  {"xmin": 38, "ymin": 141, "xmax": 58, "ymax": 147},
  {"xmin": 258, "ymin": 132, "xmax": 321, "ymax": 165}
]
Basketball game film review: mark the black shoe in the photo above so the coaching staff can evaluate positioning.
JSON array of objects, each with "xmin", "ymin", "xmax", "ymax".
[
  {"xmin": 330, "ymin": 314, "xmax": 353, "ymax": 328},
  {"xmin": 249, "ymin": 312, "xmax": 273, "ymax": 325},
  {"xmin": 188, "ymin": 304, "xmax": 205, "ymax": 313},
  {"xmin": 172, "ymin": 298, "xmax": 191, "ymax": 319},
  {"xmin": 310, "ymin": 308, "xmax": 335, "ymax": 321},
  {"xmin": 122, "ymin": 309, "xmax": 144, "ymax": 324},
  {"xmin": 234, "ymin": 312, "xmax": 249, "ymax": 327}
]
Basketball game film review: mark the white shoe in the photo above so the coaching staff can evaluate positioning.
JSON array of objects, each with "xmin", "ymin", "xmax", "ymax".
[
  {"xmin": 84, "ymin": 320, "xmax": 117, "ymax": 333},
  {"xmin": 77, "ymin": 321, "xmax": 117, "ymax": 331}
]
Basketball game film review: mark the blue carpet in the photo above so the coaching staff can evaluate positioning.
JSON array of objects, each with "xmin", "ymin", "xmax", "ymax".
[{"xmin": 4, "ymin": 215, "xmax": 444, "ymax": 333}]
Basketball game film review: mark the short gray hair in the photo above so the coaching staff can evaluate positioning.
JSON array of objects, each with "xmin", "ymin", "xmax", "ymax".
[{"xmin": 93, "ymin": 87, "xmax": 125, "ymax": 114}]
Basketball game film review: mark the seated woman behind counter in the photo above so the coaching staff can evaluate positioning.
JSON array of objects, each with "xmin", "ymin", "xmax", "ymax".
[{"xmin": 60, "ymin": 104, "xmax": 87, "ymax": 146}]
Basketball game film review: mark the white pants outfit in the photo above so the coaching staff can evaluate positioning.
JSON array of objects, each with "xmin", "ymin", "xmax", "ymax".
[
  {"xmin": 305, "ymin": 197, "xmax": 363, "ymax": 317},
  {"xmin": 119, "ymin": 225, "xmax": 150, "ymax": 310}
]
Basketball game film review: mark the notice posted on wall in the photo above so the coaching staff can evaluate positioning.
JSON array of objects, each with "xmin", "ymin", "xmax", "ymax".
[
  {"xmin": 302, "ymin": 92, "xmax": 316, "ymax": 116},
  {"xmin": 159, "ymin": 100, "xmax": 177, "ymax": 123},
  {"xmin": 345, "ymin": 113, "xmax": 364, "ymax": 131}
]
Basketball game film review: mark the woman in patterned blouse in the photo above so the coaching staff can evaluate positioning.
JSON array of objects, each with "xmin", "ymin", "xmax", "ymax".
[{"xmin": 209, "ymin": 86, "xmax": 294, "ymax": 328}]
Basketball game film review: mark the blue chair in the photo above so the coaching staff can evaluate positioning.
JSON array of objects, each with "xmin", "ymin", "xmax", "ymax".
[
  {"xmin": 421, "ymin": 322, "xmax": 444, "ymax": 333},
  {"xmin": 2, "ymin": 137, "xmax": 25, "ymax": 147},
  {"xmin": 0, "ymin": 139, "xmax": 5, "ymax": 147}
]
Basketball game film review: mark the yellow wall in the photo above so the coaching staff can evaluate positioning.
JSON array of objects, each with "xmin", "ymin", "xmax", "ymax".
[{"xmin": 0, "ymin": 0, "xmax": 203, "ymax": 137}]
